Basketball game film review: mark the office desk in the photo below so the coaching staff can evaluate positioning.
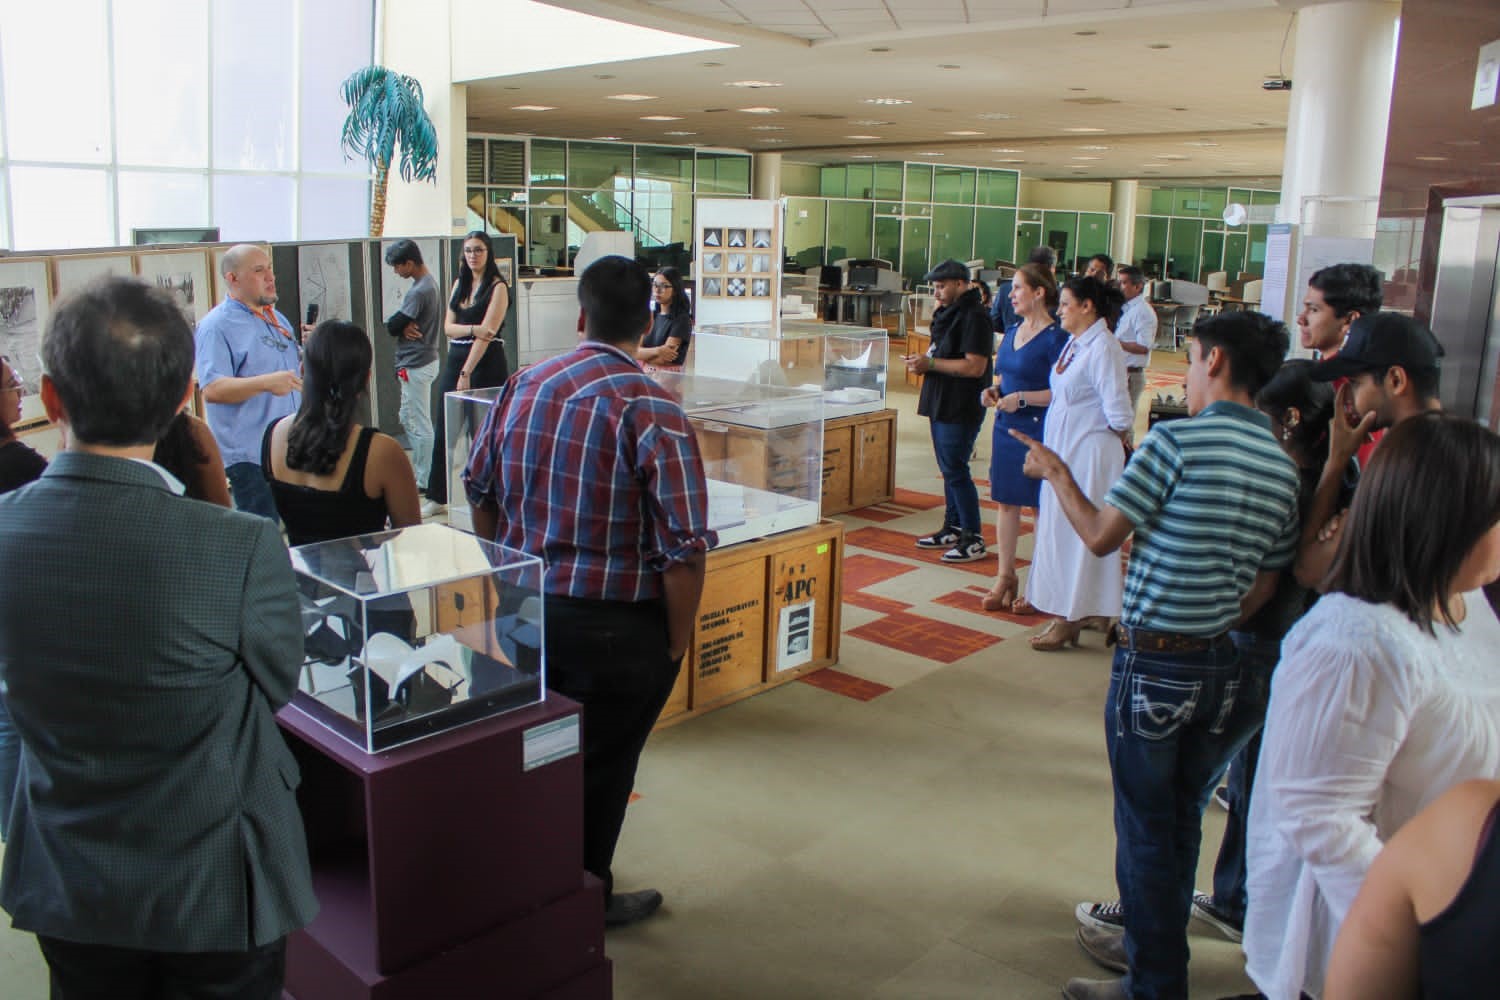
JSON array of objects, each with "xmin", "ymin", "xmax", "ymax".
[
  {"xmin": 1214, "ymin": 295, "xmax": 1256, "ymax": 312},
  {"xmin": 819, "ymin": 288, "xmax": 885, "ymax": 328}
]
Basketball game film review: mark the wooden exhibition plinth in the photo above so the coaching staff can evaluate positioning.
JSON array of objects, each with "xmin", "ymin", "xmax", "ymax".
[
  {"xmin": 821, "ymin": 408, "xmax": 896, "ymax": 515},
  {"xmin": 279, "ymin": 697, "xmax": 609, "ymax": 1000},
  {"xmin": 657, "ymin": 518, "xmax": 844, "ymax": 729}
]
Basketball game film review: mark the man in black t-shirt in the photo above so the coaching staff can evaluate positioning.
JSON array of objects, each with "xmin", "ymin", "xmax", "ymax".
[{"xmin": 902, "ymin": 259, "xmax": 995, "ymax": 563}]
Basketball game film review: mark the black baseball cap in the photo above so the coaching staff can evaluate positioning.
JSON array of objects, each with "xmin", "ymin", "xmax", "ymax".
[
  {"xmin": 1309, "ymin": 312, "xmax": 1444, "ymax": 382},
  {"xmin": 924, "ymin": 259, "xmax": 969, "ymax": 283}
]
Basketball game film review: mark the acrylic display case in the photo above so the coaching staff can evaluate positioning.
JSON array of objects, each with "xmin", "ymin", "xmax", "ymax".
[
  {"xmin": 443, "ymin": 385, "xmax": 505, "ymax": 533},
  {"xmin": 689, "ymin": 319, "xmax": 888, "ymax": 419},
  {"xmin": 290, "ymin": 523, "xmax": 544, "ymax": 753},
  {"xmin": 650, "ymin": 371, "xmax": 824, "ymax": 548}
]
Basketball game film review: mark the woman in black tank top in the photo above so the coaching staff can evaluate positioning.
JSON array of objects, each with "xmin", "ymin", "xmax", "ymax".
[{"xmin": 262, "ymin": 321, "xmax": 421, "ymax": 545}]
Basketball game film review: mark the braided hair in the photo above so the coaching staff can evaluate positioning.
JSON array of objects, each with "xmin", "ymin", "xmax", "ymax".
[{"xmin": 286, "ymin": 320, "xmax": 371, "ymax": 475}]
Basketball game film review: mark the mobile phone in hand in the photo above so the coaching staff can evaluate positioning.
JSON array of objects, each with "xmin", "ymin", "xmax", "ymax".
[{"xmin": 306, "ymin": 303, "xmax": 319, "ymax": 326}]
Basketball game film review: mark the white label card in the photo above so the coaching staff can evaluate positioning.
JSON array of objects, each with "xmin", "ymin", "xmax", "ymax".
[
  {"xmin": 777, "ymin": 600, "xmax": 815, "ymax": 672},
  {"xmin": 523, "ymin": 714, "xmax": 581, "ymax": 771}
]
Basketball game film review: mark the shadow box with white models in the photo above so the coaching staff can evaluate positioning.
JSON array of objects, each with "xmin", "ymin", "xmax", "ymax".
[
  {"xmin": 290, "ymin": 522, "xmax": 545, "ymax": 753},
  {"xmin": 688, "ymin": 319, "xmax": 887, "ymax": 419},
  {"xmin": 442, "ymin": 373, "xmax": 823, "ymax": 548}
]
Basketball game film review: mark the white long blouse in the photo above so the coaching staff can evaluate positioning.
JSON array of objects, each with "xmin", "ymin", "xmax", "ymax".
[{"xmin": 1244, "ymin": 591, "xmax": 1500, "ymax": 1000}]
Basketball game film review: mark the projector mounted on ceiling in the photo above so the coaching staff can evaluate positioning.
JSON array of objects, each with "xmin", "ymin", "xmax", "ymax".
[{"xmin": 1262, "ymin": 76, "xmax": 1292, "ymax": 92}]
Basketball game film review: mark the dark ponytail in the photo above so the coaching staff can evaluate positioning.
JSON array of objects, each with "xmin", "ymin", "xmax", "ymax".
[
  {"xmin": 287, "ymin": 320, "xmax": 372, "ymax": 475},
  {"xmin": 1256, "ymin": 359, "xmax": 1336, "ymax": 468},
  {"xmin": 1063, "ymin": 275, "xmax": 1126, "ymax": 331}
]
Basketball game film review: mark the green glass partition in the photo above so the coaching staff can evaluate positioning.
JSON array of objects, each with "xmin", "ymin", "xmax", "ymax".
[
  {"xmin": 567, "ymin": 141, "xmax": 630, "ymax": 190},
  {"xmin": 933, "ymin": 166, "xmax": 976, "ymax": 205},
  {"xmin": 975, "ymin": 207, "xmax": 1017, "ymax": 266},
  {"xmin": 874, "ymin": 216, "xmax": 901, "ymax": 266},
  {"xmin": 530, "ymin": 140, "xmax": 566, "ymax": 186},
  {"xmin": 1200, "ymin": 230, "xmax": 1224, "ymax": 280},
  {"xmin": 784, "ymin": 197, "xmax": 827, "ymax": 269},
  {"xmin": 634, "ymin": 146, "xmax": 692, "ymax": 189},
  {"xmin": 820, "ymin": 166, "xmax": 847, "ymax": 199},
  {"xmin": 1042, "ymin": 211, "xmax": 1079, "ymax": 272},
  {"xmin": 1076, "ymin": 213, "xmax": 1112, "ymax": 268},
  {"xmin": 931, "ymin": 204, "xmax": 975, "ymax": 263},
  {"xmin": 978, "ymin": 169, "xmax": 1019, "ymax": 207},
  {"xmin": 1016, "ymin": 220, "xmax": 1042, "ymax": 259},
  {"xmin": 874, "ymin": 162, "xmax": 903, "ymax": 201},
  {"xmin": 1223, "ymin": 232, "xmax": 1248, "ymax": 279},
  {"xmin": 1167, "ymin": 218, "xmax": 1203, "ymax": 281},
  {"xmin": 901, "ymin": 217, "xmax": 932, "ymax": 285},
  {"xmin": 904, "ymin": 163, "xmax": 933, "ymax": 204},
  {"xmin": 696, "ymin": 152, "xmax": 751, "ymax": 195},
  {"xmin": 1136, "ymin": 217, "xmax": 1170, "ymax": 278},
  {"xmin": 846, "ymin": 163, "xmax": 875, "ymax": 200},
  {"xmin": 827, "ymin": 200, "xmax": 874, "ymax": 261}
]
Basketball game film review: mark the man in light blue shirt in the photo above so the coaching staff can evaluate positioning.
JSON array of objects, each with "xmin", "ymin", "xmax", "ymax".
[
  {"xmin": 1113, "ymin": 265, "xmax": 1157, "ymax": 420},
  {"xmin": 194, "ymin": 244, "xmax": 302, "ymax": 521}
]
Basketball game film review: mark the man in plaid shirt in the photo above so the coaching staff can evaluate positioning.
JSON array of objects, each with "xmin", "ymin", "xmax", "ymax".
[{"xmin": 465, "ymin": 255, "xmax": 715, "ymax": 928}]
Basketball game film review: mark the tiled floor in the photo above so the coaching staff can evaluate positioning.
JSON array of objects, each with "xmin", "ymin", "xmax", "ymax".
[{"xmin": 0, "ymin": 349, "xmax": 1255, "ymax": 999}]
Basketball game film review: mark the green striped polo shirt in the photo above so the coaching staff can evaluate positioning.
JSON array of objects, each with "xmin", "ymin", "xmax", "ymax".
[{"xmin": 1105, "ymin": 400, "xmax": 1300, "ymax": 636}]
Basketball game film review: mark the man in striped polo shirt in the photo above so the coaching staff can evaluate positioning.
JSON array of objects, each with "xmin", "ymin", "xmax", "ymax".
[{"xmin": 1013, "ymin": 310, "xmax": 1300, "ymax": 1000}]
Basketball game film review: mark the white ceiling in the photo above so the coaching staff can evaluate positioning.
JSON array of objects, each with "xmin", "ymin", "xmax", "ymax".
[{"xmin": 462, "ymin": 0, "xmax": 1344, "ymax": 183}]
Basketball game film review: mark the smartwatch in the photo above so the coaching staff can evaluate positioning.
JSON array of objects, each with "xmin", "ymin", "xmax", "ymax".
[{"xmin": 1016, "ymin": 394, "xmax": 1028, "ymax": 410}]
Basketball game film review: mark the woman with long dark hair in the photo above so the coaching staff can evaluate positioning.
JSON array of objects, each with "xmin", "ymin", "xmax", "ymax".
[
  {"xmin": 1244, "ymin": 414, "xmax": 1500, "ymax": 1000},
  {"xmin": 262, "ymin": 320, "xmax": 420, "ymax": 544},
  {"xmin": 1020, "ymin": 275, "xmax": 1132, "ymax": 649},
  {"xmin": 424, "ymin": 231, "xmax": 511, "ymax": 509},
  {"xmin": 152, "ymin": 411, "xmax": 231, "ymax": 507},
  {"xmin": 637, "ymin": 266, "xmax": 692, "ymax": 368}
]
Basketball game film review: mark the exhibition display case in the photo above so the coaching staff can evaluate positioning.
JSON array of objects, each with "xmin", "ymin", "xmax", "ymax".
[
  {"xmin": 689, "ymin": 318, "xmax": 888, "ymax": 418},
  {"xmin": 649, "ymin": 371, "xmax": 825, "ymax": 547},
  {"xmin": 444, "ymin": 384, "xmax": 505, "ymax": 533},
  {"xmin": 290, "ymin": 523, "xmax": 544, "ymax": 753}
]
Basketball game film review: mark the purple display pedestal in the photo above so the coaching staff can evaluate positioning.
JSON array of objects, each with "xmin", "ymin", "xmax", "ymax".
[{"xmin": 278, "ymin": 695, "xmax": 610, "ymax": 999}]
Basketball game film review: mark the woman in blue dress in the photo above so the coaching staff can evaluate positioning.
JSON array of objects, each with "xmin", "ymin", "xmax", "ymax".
[{"xmin": 980, "ymin": 262, "xmax": 1068, "ymax": 612}]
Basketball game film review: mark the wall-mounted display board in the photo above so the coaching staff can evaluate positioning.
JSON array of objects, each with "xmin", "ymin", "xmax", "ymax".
[
  {"xmin": 694, "ymin": 199, "xmax": 781, "ymax": 326},
  {"xmin": 0, "ymin": 258, "xmax": 52, "ymax": 423},
  {"xmin": 52, "ymin": 253, "xmax": 135, "ymax": 301},
  {"xmin": 136, "ymin": 250, "xmax": 214, "ymax": 326}
]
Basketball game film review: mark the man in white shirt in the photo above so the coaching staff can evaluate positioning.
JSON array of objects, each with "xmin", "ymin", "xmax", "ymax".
[{"xmin": 1113, "ymin": 266, "xmax": 1157, "ymax": 417}]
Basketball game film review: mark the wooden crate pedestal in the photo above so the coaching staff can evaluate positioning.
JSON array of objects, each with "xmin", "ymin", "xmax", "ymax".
[{"xmin": 821, "ymin": 408, "xmax": 896, "ymax": 515}]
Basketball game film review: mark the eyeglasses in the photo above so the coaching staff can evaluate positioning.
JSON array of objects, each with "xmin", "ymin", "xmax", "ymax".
[
  {"xmin": 652, "ymin": 282, "xmax": 672, "ymax": 290},
  {"xmin": 462, "ymin": 247, "xmax": 487, "ymax": 255}
]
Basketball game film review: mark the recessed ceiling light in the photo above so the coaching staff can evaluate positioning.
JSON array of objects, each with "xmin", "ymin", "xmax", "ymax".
[
  {"xmin": 1072, "ymin": 155, "xmax": 1101, "ymax": 161},
  {"xmin": 701, "ymin": 61, "xmax": 724, "ymax": 68},
  {"xmin": 726, "ymin": 80, "xmax": 782, "ymax": 88},
  {"xmin": 1074, "ymin": 30, "xmax": 1098, "ymax": 36},
  {"xmin": 749, "ymin": 125, "xmax": 785, "ymax": 131},
  {"xmin": 929, "ymin": 107, "xmax": 953, "ymax": 113},
  {"xmin": 664, "ymin": 131, "xmax": 697, "ymax": 136},
  {"xmin": 919, "ymin": 151, "xmax": 945, "ymax": 156},
  {"xmin": 606, "ymin": 93, "xmax": 657, "ymax": 101},
  {"xmin": 641, "ymin": 115, "xmax": 683, "ymax": 121},
  {"xmin": 1415, "ymin": 155, "xmax": 1450, "ymax": 161},
  {"xmin": 503, "ymin": 86, "xmax": 521, "ymax": 91},
  {"xmin": 992, "ymin": 147, "xmax": 1023, "ymax": 153},
  {"xmin": 852, "ymin": 119, "xmax": 893, "ymax": 126},
  {"xmin": 978, "ymin": 112, "xmax": 1016, "ymax": 120},
  {"xmin": 850, "ymin": 154, "xmax": 876, "ymax": 159},
  {"xmin": 1184, "ymin": 140, "xmax": 1219, "ymax": 147},
  {"xmin": 738, "ymin": 106, "xmax": 780, "ymax": 114},
  {"xmin": 1156, "ymin": 153, "xmax": 1190, "ymax": 160},
  {"xmin": 993, "ymin": 158, "xmax": 1025, "ymax": 163},
  {"xmin": 1172, "ymin": 107, "xmax": 1189, "ymax": 112},
  {"xmin": 1064, "ymin": 127, "xmax": 1107, "ymax": 133},
  {"xmin": 1147, "ymin": 42, "xmax": 1171, "ymax": 49},
  {"xmin": 511, "ymin": 105, "xmax": 556, "ymax": 112},
  {"xmin": 1069, "ymin": 87, "xmax": 1087, "ymax": 92},
  {"xmin": 759, "ymin": 138, "xmax": 787, "ymax": 143},
  {"xmin": 592, "ymin": 136, "xmax": 621, "ymax": 141},
  {"xmin": 1446, "ymin": 138, "xmax": 1481, "ymax": 147},
  {"xmin": 864, "ymin": 97, "xmax": 912, "ymax": 105},
  {"xmin": 593, "ymin": 74, "xmax": 615, "ymax": 80},
  {"xmin": 1078, "ymin": 145, "xmax": 1110, "ymax": 150},
  {"xmin": 869, "ymin": 46, "xmax": 891, "ymax": 53},
  {"xmin": 946, "ymin": 130, "xmax": 984, "ymax": 136},
  {"xmin": 938, "ymin": 64, "xmax": 960, "ymax": 70},
  {"xmin": 1144, "ymin": 169, "xmax": 1161, "ymax": 174},
  {"xmin": 846, "ymin": 134, "xmax": 882, "ymax": 139}
]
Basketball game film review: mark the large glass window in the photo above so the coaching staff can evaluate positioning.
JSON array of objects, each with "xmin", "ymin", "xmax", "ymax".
[
  {"xmin": 978, "ymin": 170, "xmax": 1019, "ymax": 207},
  {"xmin": 784, "ymin": 198, "xmax": 826, "ymax": 269},
  {"xmin": 826, "ymin": 201, "xmax": 873, "ymax": 262},
  {"xmin": 117, "ymin": 172, "xmax": 212, "ymax": 239},
  {"xmin": 212, "ymin": 174, "xmax": 296, "ymax": 242},
  {"xmin": 212, "ymin": 0, "xmax": 296, "ymax": 171},
  {"xmin": 932, "ymin": 166, "xmax": 976, "ymax": 206},
  {"xmin": 873, "ymin": 163, "xmax": 903, "ymax": 201},
  {"xmin": 931, "ymin": 204, "xmax": 975, "ymax": 263},
  {"xmin": 1167, "ymin": 218, "xmax": 1203, "ymax": 281},
  {"xmin": 904, "ymin": 163, "xmax": 933, "ymax": 204},
  {"xmin": 299, "ymin": 0, "xmax": 373, "ymax": 174},
  {"xmin": 1042, "ymin": 211, "xmax": 1078, "ymax": 272},
  {"xmin": 10, "ymin": 167, "xmax": 114, "ymax": 249},
  {"xmin": 975, "ymin": 207, "xmax": 1016, "ymax": 266},
  {"xmin": 298, "ymin": 177, "xmax": 371, "ymax": 241},
  {"xmin": 530, "ymin": 140, "xmax": 567, "ymax": 186},
  {"xmin": 4, "ymin": 3, "xmax": 112, "ymax": 164},
  {"xmin": 820, "ymin": 166, "xmax": 847, "ymax": 199},
  {"xmin": 114, "ymin": 0, "xmax": 208, "ymax": 168},
  {"xmin": 568, "ymin": 142, "xmax": 631, "ymax": 191},
  {"xmin": 695, "ymin": 153, "xmax": 750, "ymax": 195},
  {"xmin": 845, "ymin": 163, "xmax": 875, "ymax": 200},
  {"xmin": 1076, "ymin": 213, "xmax": 1113, "ymax": 270}
]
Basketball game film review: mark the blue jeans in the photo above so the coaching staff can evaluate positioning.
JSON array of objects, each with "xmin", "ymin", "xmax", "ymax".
[
  {"xmin": 226, "ymin": 461, "xmax": 280, "ymax": 523},
  {"xmin": 929, "ymin": 419, "xmax": 983, "ymax": 535},
  {"xmin": 1208, "ymin": 631, "xmax": 1278, "ymax": 924},
  {"xmin": 1106, "ymin": 637, "xmax": 1261, "ymax": 1000},
  {"xmin": 0, "ymin": 693, "xmax": 16, "ymax": 840}
]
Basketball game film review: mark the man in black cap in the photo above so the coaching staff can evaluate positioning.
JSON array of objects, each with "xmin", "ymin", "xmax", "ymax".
[
  {"xmin": 902, "ymin": 258, "xmax": 994, "ymax": 563},
  {"xmin": 1294, "ymin": 312, "xmax": 1445, "ymax": 588}
]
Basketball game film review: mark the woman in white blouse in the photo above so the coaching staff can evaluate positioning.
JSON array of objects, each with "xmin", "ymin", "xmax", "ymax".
[
  {"xmin": 1245, "ymin": 413, "xmax": 1500, "ymax": 1000},
  {"xmin": 1021, "ymin": 275, "xmax": 1133, "ymax": 650}
]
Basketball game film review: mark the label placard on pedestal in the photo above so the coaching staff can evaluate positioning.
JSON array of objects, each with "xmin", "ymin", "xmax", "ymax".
[{"xmin": 776, "ymin": 600, "xmax": 815, "ymax": 672}]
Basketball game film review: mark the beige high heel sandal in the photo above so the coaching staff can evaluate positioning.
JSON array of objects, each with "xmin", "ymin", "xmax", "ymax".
[
  {"xmin": 1030, "ymin": 619, "xmax": 1083, "ymax": 652},
  {"xmin": 982, "ymin": 573, "xmax": 1018, "ymax": 612}
]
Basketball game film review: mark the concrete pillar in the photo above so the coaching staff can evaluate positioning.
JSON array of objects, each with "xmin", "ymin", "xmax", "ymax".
[
  {"xmin": 753, "ymin": 153, "xmax": 782, "ymax": 201},
  {"xmin": 379, "ymin": 0, "xmax": 468, "ymax": 237},
  {"xmin": 1276, "ymin": 0, "xmax": 1400, "ymax": 236},
  {"xmin": 1110, "ymin": 179, "xmax": 1138, "ymax": 266}
]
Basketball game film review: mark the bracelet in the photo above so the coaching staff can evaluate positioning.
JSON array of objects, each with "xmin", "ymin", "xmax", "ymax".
[{"xmin": 461, "ymin": 369, "xmax": 472, "ymax": 378}]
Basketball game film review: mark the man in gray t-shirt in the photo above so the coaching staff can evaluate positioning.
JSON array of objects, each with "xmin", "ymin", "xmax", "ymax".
[{"xmin": 384, "ymin": 240, "xmax": 443, "ymax": 492}]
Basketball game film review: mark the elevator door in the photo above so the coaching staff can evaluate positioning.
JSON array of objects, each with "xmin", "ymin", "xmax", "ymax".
[{"xmin": 1430, "ymin": 199, "xmax": 1500, "ymax": 423}]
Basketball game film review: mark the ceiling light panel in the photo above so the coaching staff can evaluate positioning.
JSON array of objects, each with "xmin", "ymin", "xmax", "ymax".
[{"xmin": 606, "ymin": 93, "xmax": 657, "ymax": 101}]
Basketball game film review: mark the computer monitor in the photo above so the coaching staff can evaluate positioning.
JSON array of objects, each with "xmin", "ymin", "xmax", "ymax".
[
  {"xmin": 819, "ymin": 265, "xmax": 843, "ymax": 290},
  {"xmin": 848, "ymin": 265, "xmax": 879, "ymax": 289}
]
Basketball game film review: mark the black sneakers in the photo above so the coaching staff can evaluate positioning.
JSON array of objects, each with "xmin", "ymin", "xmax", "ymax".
[
  {"xmin": 605, "ymin": 888, "xmax": 663, "ymax": 928},
  {"xmin": 915, "ymin": 526, "xmax": 961, "ymax": 549},
  {"xmin": 941, "ymin": 534, "xmax": 989, "ymax": 563}
]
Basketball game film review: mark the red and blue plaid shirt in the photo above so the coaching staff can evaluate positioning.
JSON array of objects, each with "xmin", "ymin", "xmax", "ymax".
[{"xmin": 464, "ymin": 340, "xmax": 716, "ymax": 601}]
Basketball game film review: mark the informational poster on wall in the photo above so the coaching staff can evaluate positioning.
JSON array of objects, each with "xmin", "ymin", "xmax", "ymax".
[
  {"xmin": 1260, "ymin": 223, "xmax": 1294, "ymax": 325},
  {"xmin": 694, "ymin": 198, "xmax": 780, "ymax": 327},
  {"xmin": 776, "ymin": 599, "xmax": 815, "ymax": 672}
]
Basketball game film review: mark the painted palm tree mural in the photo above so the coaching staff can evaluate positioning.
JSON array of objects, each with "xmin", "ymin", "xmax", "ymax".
[{"xmin": 340, "ymin": 66, "xmax": 438, "ymax": 238}]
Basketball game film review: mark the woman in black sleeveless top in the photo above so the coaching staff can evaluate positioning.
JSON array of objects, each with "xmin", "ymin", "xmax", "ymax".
[
  {"xmin": 262, "ymin": 320, "xmax": 421, "ymax": 545},
  {"xmin": 424, "ymin": 230, "xmax": 511, "ymax": 506},
  {"xmin": 1327, "ymin": 778, "xmax": 1500, "ymax": 998}
]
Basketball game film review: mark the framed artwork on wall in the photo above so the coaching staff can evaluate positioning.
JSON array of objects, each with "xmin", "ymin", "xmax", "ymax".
[
  {"xmin": 53, "ymin": 254, "xmax": 137, "ymax": 301},
  {"xmin": 137, "ymin": 250, "xmax": 213, "ymax": 325},
  {"xmin": 0, "ymin": 258, "xmax": 53, "ymax": 422}
]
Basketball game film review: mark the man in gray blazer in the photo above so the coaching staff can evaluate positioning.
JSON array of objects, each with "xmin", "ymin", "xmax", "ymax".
[{"xmin": 0, "ymin": 276, "xmax": 316, "ymax": 998}]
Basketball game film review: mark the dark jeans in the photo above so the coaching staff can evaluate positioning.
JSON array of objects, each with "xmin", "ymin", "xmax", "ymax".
[
  {"xmin": 929, "ymin": 418, "xmax": 983, "ymax": 535},
  {"xmin": 425, "ymin": 340, "xmax": 510, "ymax": 504},
  {"xmin": 543, "ymin": 595, "xmax": 680, "ymax": 904},
  {"xmin": 225, "ymin": 462, "xmax": 278, "ymax": 523},
  {"xmin": 37, "ymin": 935, "xmax": 286, "ymax": 1000},
  {"xmin": 1106, "ymin": 637, "xmax": 1262, "ymax": 1000},
  {"xmin": 1208, "ymin": 631, "xmax": 1278, "ymax": 924}
]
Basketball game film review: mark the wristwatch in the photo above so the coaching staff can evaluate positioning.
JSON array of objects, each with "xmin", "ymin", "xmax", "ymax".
[{"xmin": 1016, "ymin": 394, "xmax": 1028, "ymax": 410}]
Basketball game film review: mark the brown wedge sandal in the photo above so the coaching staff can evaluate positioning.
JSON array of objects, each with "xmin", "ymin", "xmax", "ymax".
[
  {"xmin": 982, "ymin": 573, "xmax": 1018, "ymax": 612},
  {"xmin": 1030, "ymin": 619, "xmax": 1084, "ymax": 652}
]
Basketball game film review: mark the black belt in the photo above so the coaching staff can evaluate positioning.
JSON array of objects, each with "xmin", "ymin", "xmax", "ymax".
[{"xmin": 1112, "ymin": 625, "xmax": 1230, "ymax": 654}]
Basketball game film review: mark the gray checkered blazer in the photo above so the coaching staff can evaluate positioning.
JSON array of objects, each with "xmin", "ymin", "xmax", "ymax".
[{"xmin": 0, "ymin": 452, "xmax": 317, "ymax": 951}]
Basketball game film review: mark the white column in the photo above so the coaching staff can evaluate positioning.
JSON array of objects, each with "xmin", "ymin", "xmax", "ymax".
[
  {"xmin": 752, "ymin": 153, "xmax": 782, "ymax": 201},
  {"xmin": 1276, "ymin": 0, "xmax": 1400, "ymax": 235},
  {"xmin": 1111, "ymin": 179, "xmax": 1138, "ymax": 265},
  {"xmin": 380, "ymin": 0, "xmax": 465, "ymax": 237}
]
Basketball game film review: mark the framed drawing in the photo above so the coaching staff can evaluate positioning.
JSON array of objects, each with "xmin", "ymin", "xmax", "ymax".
[
  {"xmin": 137, "ymin": 250, "xmax": 213, "ymax": 325},
  {"xmin": 54, "ymin": 254, "xmax": 137, "ymax": 300},
  {"xmin": 298, "ymin": 243, "xmax": 354, "ymax": 323},
  {"xmin": 0, "ymin": 258, "xmax": 53, "ymax": 421}
]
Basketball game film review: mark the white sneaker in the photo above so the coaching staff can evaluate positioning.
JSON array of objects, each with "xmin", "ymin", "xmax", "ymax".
[{"xmin": 420, "ymin": 499, "xmax": 444, "ymax": 519}]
